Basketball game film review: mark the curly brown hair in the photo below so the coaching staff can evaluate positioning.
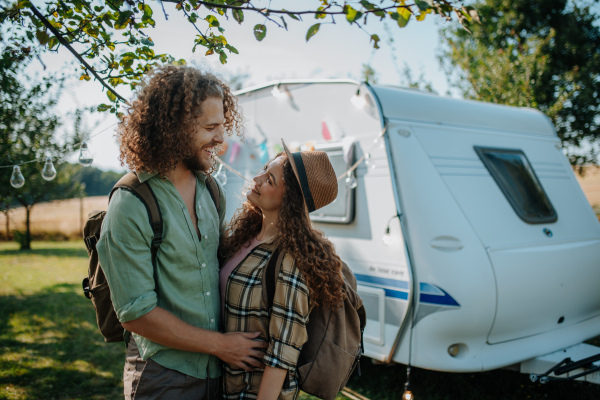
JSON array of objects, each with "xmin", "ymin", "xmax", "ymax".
[
  {"xmin": 219, "ymin": 155, "xmax": 345, "ymax": 309},
  {"xmin": 117, "ymin": 65, "xmax": 244, "ymax": 174}
]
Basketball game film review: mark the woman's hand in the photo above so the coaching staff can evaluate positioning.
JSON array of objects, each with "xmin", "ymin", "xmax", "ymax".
[{"xmin": 257, "ymin": 366, "xmax": 288, "ymax": 400}]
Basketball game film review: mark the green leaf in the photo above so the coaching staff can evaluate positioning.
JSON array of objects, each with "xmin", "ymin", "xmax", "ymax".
[
  {"xmin": 107, "ymin": 90, "xmax": 117, "ymax": 102},
  {"xmin": 254, "ymin": 24, "xmax": 267, "ymax": 41},
  {"xmin": 114, "ymin": 11, "xmax": 133, "ymax": 30},
  {"xmin": 345, "ymin": 5, "xmax": 363, "ymax": 23},
  {"xmin": 141, "ymin": 38, "xmax": 154, "ymax": 47},
  {"xmin": 360, "ymin": 0, "xmax": 376, "ymax": 10},
  {"xmin": 370, "ymin": 34, "xmax": 380, "ymax": 49},
  {"xmin": 232, "ymin": 9, "xmax": 244, "ymax": 24},
  {"xmin": 397, "ymin": 7, "xmax": 411, "ymax": 28},
  {"xmin": 205, "ymin": 15, "xmax": 219, "ymax": 27},
  {"xmin": 35, "ymin": 30, "xmax": 50, "ymax": 45},
  {"xmin": 283, "ymin": 10, "xmax": 299, "ymax": 20},
  {"xmin": 306, "ymin": 23, "xmax": 320, "ymax": 41},
  {"xmin": 225, "ymin": 44, "xmax": 238, "ymax": 54},
  {"xmin": 97, "ymin": 103, "xmax": 111, "ymax": 112},
  {"xmin": 415, "ymin": 1, "xmax": 430, "ymax": 12},
  {"xmin": 219, "ymin": 51, "xmax": 227, "ymax": 64},
  {"xmin": 79, "ymin": 73, "xmax": 91, "ymax": 81}
]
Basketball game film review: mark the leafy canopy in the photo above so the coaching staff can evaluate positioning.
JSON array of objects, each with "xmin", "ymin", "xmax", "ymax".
[
  {"xmin": 440, "ymin": 0, "xmax": 600, "ymax": 168},
  {"xmin": 1, "ymin": 0, "xmax": 477, "ymax": 110}
]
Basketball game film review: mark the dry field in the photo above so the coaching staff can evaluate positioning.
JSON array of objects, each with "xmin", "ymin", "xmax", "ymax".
[
  {"xmin": 1, "ymin": 166, "xmax": 599, "ymax": 239},
  {"xmin": 0, "ymin": 196, "xmax": 109, "ymax": 239}
]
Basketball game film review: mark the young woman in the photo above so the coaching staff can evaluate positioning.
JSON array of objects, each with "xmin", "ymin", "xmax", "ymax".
[{"xmin": 219, "ymin": 141, "xmax": 345, "ymax": 400}]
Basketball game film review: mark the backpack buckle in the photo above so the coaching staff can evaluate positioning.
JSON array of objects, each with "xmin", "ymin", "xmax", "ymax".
[
  {"xmin": 152, "ymin": 232, "xmax": 162, "ymax": 247},
  {"xmin": 82, "ymin": 277, "xmax": 91, "ymax": 299}
]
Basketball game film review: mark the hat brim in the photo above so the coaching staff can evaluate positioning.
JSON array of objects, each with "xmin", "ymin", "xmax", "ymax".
[{"xmin": 281, "ymin": 139, "xmax": 315, "ymax": 212}]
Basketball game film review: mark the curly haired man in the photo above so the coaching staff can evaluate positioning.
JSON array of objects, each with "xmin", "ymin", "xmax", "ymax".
[{"xmin": 96, "ymin": 65, "xmax": 267, "ymax": 400}]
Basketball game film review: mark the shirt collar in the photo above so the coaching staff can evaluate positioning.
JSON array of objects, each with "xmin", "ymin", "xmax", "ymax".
[{"xmin": 136, "ymin": 170, "xmax": 209, "ymax": 183}]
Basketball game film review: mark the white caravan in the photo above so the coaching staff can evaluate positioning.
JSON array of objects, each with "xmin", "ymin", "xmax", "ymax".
[{"xmin": 217, "ymin": 80, "xmax": 600, "ymax": 383}]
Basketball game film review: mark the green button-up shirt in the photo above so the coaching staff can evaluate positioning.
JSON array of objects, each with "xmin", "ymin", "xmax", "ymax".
[{"xmin": 96, "ymin": 171, "xmax": 226, "ymax": 379}]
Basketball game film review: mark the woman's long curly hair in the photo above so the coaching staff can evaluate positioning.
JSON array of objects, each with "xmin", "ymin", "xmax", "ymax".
[
  {"xmin": 117, "ymin": 65, "xmax": 244, "ymax": 175},
  {"xmin": 219, "ymin": 155, "xmax": 345, "ymax": 309}
]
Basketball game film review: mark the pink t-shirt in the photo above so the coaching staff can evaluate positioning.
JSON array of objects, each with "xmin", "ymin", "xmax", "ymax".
[{"xmin": 220, "ymin": 237, "xmax": 262, "ymax": 317}]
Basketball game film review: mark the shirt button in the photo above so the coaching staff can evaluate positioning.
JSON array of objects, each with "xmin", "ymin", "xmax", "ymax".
[
  {"xmin": 198, "ymin": 205, "xmax": 202, "ymax": 210},
  {"xmin": 201, "ymin": 263, "xmax": 206, "ymax": 268},
  {"xmin": 211, "ymin": 318, "xmax": 215, "ymax": 323},
  {"xmin": 204, "ymin": 234, "xmax": 208, "ymax": 240},
  {"xmin": 206, "ymin": 292, "xmax": 210, "ymax": 296}
]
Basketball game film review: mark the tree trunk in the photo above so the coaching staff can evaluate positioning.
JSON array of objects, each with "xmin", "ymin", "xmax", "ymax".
[
  {"xmin": 3, "ymin": 206, "xmax": 9, "ymax": 240},
  {"xmin": 22, "ymin": 205, "xmax": 32, "ymax": 250}
]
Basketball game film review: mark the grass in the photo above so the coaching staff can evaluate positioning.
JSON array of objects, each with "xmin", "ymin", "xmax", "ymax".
[{"xmin": 1, "ymin": 242, "xmax": 599, "ymax": 400}]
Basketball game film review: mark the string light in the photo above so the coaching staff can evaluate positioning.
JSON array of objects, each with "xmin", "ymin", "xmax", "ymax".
[
  {"xmin": 345, "ymin": 171, "xmax": 358, "ymax": 189},
  {"xmin": 41, "ymin": 157, "xmax": 57, "ymax": 181},
  {"xmin": 213, "ymin": 162, "xmax": 227, "ymax": 186},
  {"xmin": 2, "ymin": 122, "xmax": 117, "ymax": 188},
  {"xmin": 10, "ymin": 166, "xmax": 25, "ymax": 188},
  {"xmin": 78, "ymin": 142, "xmax": 94, "ymax": 166}
]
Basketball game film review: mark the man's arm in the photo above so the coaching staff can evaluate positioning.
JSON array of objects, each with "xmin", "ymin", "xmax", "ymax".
[{"xmin": 122, "ymin": 307, "xmax": 267, "ymax": 371}]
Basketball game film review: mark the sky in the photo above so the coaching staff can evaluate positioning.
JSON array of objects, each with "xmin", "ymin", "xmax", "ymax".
[{"xmin": 31, "ymin": 1, "xmax": 459, "ymax": 171}]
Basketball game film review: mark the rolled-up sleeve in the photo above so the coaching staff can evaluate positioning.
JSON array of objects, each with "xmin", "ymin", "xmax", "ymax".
[
  {"xmin": 264, "ymin": 256, "xmax": 310, "ymax": 370},
  {"xmin": 96, "ymin": 189, "xmax": 158, "ymax": 323}
]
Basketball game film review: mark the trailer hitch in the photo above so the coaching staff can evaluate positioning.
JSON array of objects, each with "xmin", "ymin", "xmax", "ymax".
[{"xmin": 529, "ymin": 352, "xmax": 600, "ymax": 383}]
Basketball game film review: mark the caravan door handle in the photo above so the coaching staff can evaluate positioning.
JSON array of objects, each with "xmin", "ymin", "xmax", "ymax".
[{"xmin": 430, "ymin": 236, "xmax": 464, "ymax": 252}]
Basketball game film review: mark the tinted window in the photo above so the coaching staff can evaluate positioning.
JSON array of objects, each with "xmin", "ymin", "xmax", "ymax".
[{"xmin": 475, "ymin": 147, "xmax": 557, "ymax": 224}]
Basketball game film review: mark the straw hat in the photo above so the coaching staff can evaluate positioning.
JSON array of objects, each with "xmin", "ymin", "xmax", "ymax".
[{"xmin": 281, "ymin": 139, "xmax": 338, "ymax": 213}]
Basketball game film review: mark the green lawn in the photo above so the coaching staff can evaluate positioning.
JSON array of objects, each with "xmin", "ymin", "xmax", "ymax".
[{"xmin": 1, "ymin": 241, "xmax": 599, "ymax": 400}]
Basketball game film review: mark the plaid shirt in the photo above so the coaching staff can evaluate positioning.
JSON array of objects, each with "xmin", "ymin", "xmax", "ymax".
[{"xmin": 223, "ymin": 242, "xmax": 310, "ymax": 400}]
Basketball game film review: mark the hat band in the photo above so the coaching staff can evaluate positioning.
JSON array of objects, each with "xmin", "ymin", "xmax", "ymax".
[{"xmin": 292, "ymin": 152, "xmax": 316, "ymax": 212}]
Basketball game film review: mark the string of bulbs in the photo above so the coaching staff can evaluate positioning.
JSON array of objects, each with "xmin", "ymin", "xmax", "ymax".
[
  {"xmin": 5, "ymin": 122, "xmax": 386, "ymax": 191},
  {"xmin": 213, "ymin": 127, "xmax": 388, "ymax": 190},
  {"xmin": 3, "ymin": 123, "xmax": 117, "ymax": 188}
]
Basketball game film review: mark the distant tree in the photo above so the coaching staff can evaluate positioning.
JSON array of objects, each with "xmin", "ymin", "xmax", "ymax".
[
  {"xmin": 72, "ymin": 165, "xmax": 124, "ymax": 197},
  {"xmin": 0, "ymin": 34, "xmax": 83, "ymax": 249},
  {"xmin": 0, "ymin": 0, "xmax": 478, "ymax": 112},
  {"xmin": 440, "ymin": 0, "xmax": 600, "ymax": 169}
]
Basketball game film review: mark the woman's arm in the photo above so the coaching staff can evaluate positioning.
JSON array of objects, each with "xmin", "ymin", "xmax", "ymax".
[{"xmin": 257, "ymin": 366, "xmax": 288, "ymax": 400}]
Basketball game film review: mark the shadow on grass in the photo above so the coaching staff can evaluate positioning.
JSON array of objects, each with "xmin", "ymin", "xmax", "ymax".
[
  {"xmin": 346, "ymin": 356, "xmax": 600, "ymax": 400},
  {"xmin": 0, "ymin": 283, "xmax": 124, "ymax": 400},
  {"xmin": 0, "ymin": 247, "xmax": 88, "ymax": 258}
]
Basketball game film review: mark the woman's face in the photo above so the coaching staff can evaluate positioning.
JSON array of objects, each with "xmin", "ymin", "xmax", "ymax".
[{"xmin": 246, "ymin": 155, "xmax": 286, "ymax": 213}]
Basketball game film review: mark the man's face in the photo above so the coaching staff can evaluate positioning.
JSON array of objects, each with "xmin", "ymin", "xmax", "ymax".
[{"xmin": 183, "ymin": 96, "xmax": 225, "ymax": 172}]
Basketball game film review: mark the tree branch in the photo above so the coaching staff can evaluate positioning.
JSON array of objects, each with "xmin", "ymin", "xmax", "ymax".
[
  {"xmin": 163, "ymin": 0, "xmax": 401, "ymax": 16},
  {"xmin": 29, "ymin": 4, "xmax": 128, "ymax": 104}
]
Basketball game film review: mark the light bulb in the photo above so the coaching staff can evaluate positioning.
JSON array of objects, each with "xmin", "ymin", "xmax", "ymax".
[
  {"xmin": 214, "ymin": 163, "xmax": 227, "ymax": 186},
  {"xmin": 364, "ymin": 153, "xmax": 376, "ymax": 170},
  {"xmin": 41, "ymin": 157, "xmax": 57, "ymax": 181},
  {"xmin": 10, "ymin": 165, "xmax": 25, "ymax": 188},
  {"xmin": 351, "ymin": 91, "xmax": 367, "ymax": 109},
  {"xmin": 374, "ymin": 137, "xmax": 385, "ymax": 149},
  {"xmin": 402, "ymin": 389, "xmax": 414, "ymax": 400},
  {"xmin": 78, "ymin": 142, "xmax": 93, "ymax": 166},
  {"xmin": 345, "ymin": 172, "xmax": 357, "ymax": 189}
]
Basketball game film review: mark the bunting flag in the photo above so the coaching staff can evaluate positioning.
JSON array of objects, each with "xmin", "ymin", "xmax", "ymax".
[
  {"xmin": 229, "ymin": 141, "xmax": 240, "ymax": 164},
  {"xmin": 322, "ymin": 120, "xmax": 332, "ymax": 140},
  {"xmin": 258, "ymin": 141, "xmax": 269, "ymax": 164}
]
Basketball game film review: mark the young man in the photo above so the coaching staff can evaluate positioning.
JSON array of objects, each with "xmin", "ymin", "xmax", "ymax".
[{"xmin": 96, "ymin": 65, "xmax": 266, "ymax": 399}]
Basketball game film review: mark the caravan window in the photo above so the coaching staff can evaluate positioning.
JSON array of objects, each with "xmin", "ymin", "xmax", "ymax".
[
  {"xmin": 310, "ymin": 142, "xmax": 356, "ymax": 224},
  {"xmin": 475, "ymin": 147, "xmax": 557, "ymax": 224}
]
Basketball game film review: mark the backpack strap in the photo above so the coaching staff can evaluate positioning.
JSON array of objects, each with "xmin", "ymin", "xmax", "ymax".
[
  {"xmin": 264, "ymin": 247, "xmax": 285, "ymax": 310},
  {"xmin": 205, "ymin": 175, "xmax": 221, "ymax": 215},
  {"xmin": 109, "ymin": 172, "xmax": 163, "ymax": 270}
]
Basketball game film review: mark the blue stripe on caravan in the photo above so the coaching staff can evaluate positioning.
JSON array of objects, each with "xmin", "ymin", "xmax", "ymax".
[
  {"xmin": 355, "ymin": 274, "xmax": 409, "ymax": 289},
  {"xmin": 355, "ymin": 274, "xmax": 460, "ymax": 307},
  {"xmin": 383, "ymin": 288, "xmax": 409, "ymax": 300}
]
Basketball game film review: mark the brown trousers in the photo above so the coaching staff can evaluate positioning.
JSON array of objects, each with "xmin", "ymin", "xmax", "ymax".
[{"xmin": 124, "ymin": 336, "xmax": 222, "ymax": 400}]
